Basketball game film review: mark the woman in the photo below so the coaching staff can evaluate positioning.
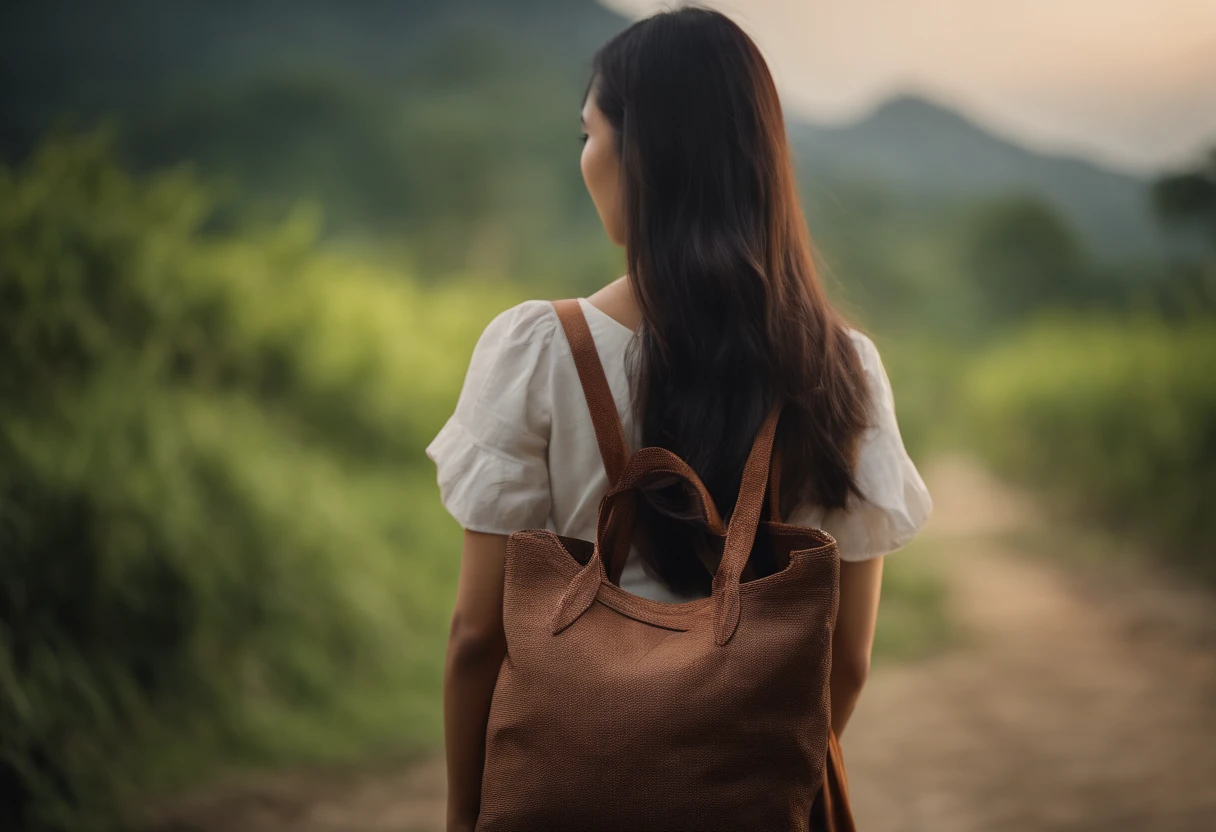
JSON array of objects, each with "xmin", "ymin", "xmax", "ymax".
[{"xmin": 426, "ymin": 7, "xmax": 931, "ymax": 830}]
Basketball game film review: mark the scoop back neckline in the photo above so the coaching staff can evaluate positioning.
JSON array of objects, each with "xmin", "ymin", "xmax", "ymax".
[{"xmin": 576, "ymin": 296, "xmax": 638, "ymax": 338}]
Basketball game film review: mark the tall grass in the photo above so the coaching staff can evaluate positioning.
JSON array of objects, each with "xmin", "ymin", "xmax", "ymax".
[{"xmin": 965, "ymin": 316, "xmax": 1216, "ymax": 579}]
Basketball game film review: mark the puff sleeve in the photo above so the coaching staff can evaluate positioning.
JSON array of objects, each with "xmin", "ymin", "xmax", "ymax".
[
  {"xmin": 424, "ymin": 300, "xmax": 557, "ymax": 534},
  {"xmin": 788, "ymin": 330, "xmax": 933, "ymax": 560}
]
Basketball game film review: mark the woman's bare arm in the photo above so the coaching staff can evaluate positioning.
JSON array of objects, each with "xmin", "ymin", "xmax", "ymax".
[
  {"xmin": 829, "ymin": 556, "xmax": 884, "ymax": 738},
  {"xmin": 444, "ymin": 529, "xmax": 510, "ymax": 832}
]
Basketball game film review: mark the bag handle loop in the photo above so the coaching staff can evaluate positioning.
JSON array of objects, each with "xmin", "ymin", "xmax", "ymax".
[{"xmin": 551, "ymin": 396, "xmax": 784, "ymax": 646}]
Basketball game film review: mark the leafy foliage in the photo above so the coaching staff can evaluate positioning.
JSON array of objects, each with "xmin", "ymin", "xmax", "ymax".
[{"xmin": 0, "ymin": 133, "xmax": 515, "ymax": 830}]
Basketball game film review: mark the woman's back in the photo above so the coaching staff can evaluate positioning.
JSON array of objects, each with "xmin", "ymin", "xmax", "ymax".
[{"xmin": 426, "ymin": 295, "xmax": 931, "ymax": 604}]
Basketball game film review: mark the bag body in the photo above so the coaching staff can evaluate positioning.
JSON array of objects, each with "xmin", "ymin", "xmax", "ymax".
[{"xmin": 474, "ymin": 299, "xmax": 856, "ymax": 832}]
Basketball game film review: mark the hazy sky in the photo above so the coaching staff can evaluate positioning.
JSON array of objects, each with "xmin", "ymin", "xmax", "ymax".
[{"xmin": 602, "ymin": 0, "xmax": 1216, "ymax": 174}]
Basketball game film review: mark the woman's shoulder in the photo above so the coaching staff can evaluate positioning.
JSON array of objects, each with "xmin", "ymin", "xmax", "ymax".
[
  {"xmin": 798, "ymin": 326, "xmax": 933, "ymax": 558},
  {"xmin": 468, "ymin": 299, "xmax": 568, "ymax": 369},
  {"xmin": 479, "ymin": 298, "xmax": 562, "ymax": 345},
  {"xmin": 841, "ymin": 326, "xmax": 892, "ymax": 404},
  {"xmin": 842, "ymin": 326, "xmax": 881, "ymax": 366},
  {"xmin": 426, "ymin": 299, "xmax": 559, "ymax": 533}
]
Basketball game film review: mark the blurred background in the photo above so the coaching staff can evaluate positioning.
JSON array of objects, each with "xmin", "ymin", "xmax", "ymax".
[{"xmin": 1, "ymin": 1, "xmax": 1213, "ymax": 830}]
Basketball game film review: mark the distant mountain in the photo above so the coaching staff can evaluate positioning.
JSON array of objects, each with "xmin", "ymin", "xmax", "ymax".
[
  {"xmin": 1, "ymin": 2, "xmax": 1173, "ymax": 266},
  {"xmin": 789, "ymin": 95, "xmax": 1167, "ymax": 257}
]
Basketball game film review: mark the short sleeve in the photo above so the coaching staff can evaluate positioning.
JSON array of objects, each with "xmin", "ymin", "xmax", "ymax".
[
  {"xmin": 424, "ymin": 300, "xmax": 558, "ymax": 534},
  {"xmin": 788, "ymin": 330, "xmax": 933, "ymax": 561}
]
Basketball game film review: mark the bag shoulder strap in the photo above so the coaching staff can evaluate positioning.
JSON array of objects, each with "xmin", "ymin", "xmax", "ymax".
[{"xmin": 551, "ymin": 299, "xmax": 630, "ymax": 485}]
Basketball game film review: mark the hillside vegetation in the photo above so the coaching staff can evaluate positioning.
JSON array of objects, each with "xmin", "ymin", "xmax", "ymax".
[{"xmin": 0, "ymin": 135, "xmax": 516, "ymax": 830}]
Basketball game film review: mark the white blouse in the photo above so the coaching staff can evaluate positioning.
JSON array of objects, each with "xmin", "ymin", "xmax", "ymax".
[{"xmin": 425, "ymin": 297, "xmax": 932, "ymax": 604}]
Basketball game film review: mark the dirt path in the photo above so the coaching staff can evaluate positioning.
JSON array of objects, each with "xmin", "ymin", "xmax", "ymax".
[
  {"xmin": 142, "ymin": 458, "xmax": 1216, "ymax": 831},
  {"xmin": 845, "ymin": 457, "xmax": 1216, "ymax": 831}
]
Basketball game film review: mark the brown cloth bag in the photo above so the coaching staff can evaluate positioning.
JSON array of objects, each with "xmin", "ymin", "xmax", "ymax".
[{"xmin": 474, "ymin": 299, "xmax": 857, "ymax": 831}]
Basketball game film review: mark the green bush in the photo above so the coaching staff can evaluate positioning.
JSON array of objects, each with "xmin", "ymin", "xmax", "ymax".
[
  {"xmin": 0, "ymin": 132, "xmax": 515, "ymax": 830},
  {"xmin": 965, "ymin": 317, "xmax": 1216, "ymax": 578}
]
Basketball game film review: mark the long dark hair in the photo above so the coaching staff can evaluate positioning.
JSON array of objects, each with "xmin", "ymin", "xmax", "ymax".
[{"xmin": 588, "ymin": 6, "xmax": 869, "ymax": 594}]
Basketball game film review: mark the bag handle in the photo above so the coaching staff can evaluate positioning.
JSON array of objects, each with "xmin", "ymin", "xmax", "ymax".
[
  {"xmin": 594, "ymin": 447, "xmax": 726, "ymax": 550},
  {"xmin": 711, "ymin": 397, "xmax": 783, "ymax": 643},
  {"xmin": 810, "ymin": 729, "xmax": 857, "ymax": 830},
  {"xmin": 551, "ymin": 397, "xmax": 784, "ymax": 646},
  {"xmin": 766, "ymin": 446, "xmax": 784, "ymax": 523}
]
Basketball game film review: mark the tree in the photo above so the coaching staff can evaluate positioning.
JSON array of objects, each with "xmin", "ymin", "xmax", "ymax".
[
  {"xmin": 1151, "ymin": 148, "xmax": 1216, "ymax": 316},
  {"xmin": 1153, "ymin": 148, "xmax": 1216, "ymax": 249},
  {"xmin": 961, "ymin": 194, "xmax": 1088, "ymax": 322}
]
